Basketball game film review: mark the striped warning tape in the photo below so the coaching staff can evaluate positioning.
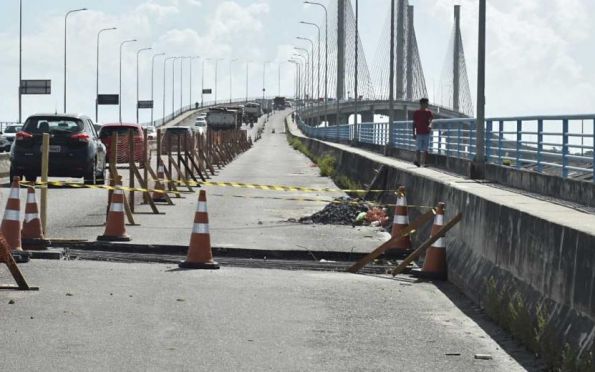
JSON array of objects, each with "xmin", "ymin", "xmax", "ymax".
[
  {"xmin": 19, "ymin": 181, "xmax": 182, "ymax": 196},
  {"xmin": 153, "ymin": 178, "xmax": 384, "ymax": 194},
  {"xmin": 17, "ymin": 181, "xmax": 435, "ymax": 209}
]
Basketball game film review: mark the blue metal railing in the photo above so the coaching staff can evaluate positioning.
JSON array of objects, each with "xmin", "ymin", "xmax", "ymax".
[{"xmin": 297, "ymin": 114, "xmax": 595, "ymax": 182}]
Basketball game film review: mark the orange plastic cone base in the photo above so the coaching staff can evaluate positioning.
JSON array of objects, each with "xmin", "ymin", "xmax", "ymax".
[{"xmin": 179, "ymin": 191, "xmax": 219, "ymax": 270}]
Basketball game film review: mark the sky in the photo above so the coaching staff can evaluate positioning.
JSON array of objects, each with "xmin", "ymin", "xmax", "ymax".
[{"xmin": 0, "ymin": 0, "xmax": 593, "ymax": 124}]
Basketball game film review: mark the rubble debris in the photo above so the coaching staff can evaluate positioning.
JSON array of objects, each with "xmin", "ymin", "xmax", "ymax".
[
  {"xmin": 298, "ymin": 197, "xmax": 390, "ymax": 228},
  {"xmin": 299, "ymin": 197, "xmax": 369, "ymax": 225}
]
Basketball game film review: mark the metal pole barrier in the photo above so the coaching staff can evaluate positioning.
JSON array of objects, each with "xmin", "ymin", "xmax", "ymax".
[{"xmin": 40, "ymin": 133, "xmax": 50, "ymax": 235}]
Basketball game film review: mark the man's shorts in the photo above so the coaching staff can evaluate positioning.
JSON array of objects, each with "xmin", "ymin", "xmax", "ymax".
[{"xmin": 416, "ymin": 134, "xmax": 430, "ymax": 152}]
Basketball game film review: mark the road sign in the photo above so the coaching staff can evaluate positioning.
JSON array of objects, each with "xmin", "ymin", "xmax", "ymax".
[
  {"xmin": 202, "ymin": 89, "xmax": 212, "ymax": 94},
  {"xmin": 20, "ymin": 80, "xmax": 51, "ymax": 95},
  {"xmin": 97, "ymin": 94, "xmax": 119, "ymax": 105},
  {"xmin": 137, "ymin": 100, "xmax": 154, "ymax": 109}
]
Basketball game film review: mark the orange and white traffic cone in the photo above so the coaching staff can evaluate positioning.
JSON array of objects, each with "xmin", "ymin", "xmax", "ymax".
[
  {"xmin": 414, "ymin": 202, "xmax": 447, "ymax": 280},
  {"xmin": 179, "ymin": 190, "xmax": 219, "ymax": 270},
  {"xmin": 1, "ymin": 177, "xmax": 23, "ymax": 252},
  {"xmin": 387, "ymin": 186, "xmax": 412, "ymax": 257},
  {"xmin": 97, "ymin": 183, "xmax": 130, "ymax": 242},
  {"xmin": 152, "ymin": 164, "xmax": 167, "ymax": 203},
  {"xmin": 22, "ymin": 186, "xmax": 47, "ymax": 249}
]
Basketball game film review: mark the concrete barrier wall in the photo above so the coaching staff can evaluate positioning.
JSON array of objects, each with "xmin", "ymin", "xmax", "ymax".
[
  {"xmin": 289, "ymin": 130, "xmax": 595, "ymax": 367},
  {"xmin": 330, "ymin": 140, "xmax": 595, "ymax": 209}
]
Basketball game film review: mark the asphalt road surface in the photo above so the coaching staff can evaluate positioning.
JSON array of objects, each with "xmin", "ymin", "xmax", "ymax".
[{"xmin": 0, "ymin": 260, "xmax": 538, "ymax": 371}]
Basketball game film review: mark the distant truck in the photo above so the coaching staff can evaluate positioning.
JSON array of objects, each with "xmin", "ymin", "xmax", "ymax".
[
  {"xmin": 206, "ymin": 108, "xmax": 238, "ymax": 130},
  {"xmin": 244, "ymin": 102, "xmax": 262, "ymax": 122},
  {"xmin": 225, "ymin": 105, "xmax": 245, "ymax": 127},
  {"xmin": 273, "ymin": 96, "xmax": 286, "ymax": 111},
  {"xmin": 255, "ymin": 99, "xmax": 273, "ymax": 114}
]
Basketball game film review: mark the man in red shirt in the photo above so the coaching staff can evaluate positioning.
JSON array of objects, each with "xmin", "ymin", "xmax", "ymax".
[{"xmin": 412, "ymin": 98, "xmax": 433, "ymax": 167}]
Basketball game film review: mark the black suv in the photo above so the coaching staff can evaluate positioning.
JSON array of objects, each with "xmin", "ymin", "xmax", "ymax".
[{"xmin": 10, "ymin": 114, "xmax": 107, "ymax": 184}]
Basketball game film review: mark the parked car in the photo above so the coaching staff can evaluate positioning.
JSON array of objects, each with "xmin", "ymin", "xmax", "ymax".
[
  {"xmin": 1, "ymin": 124, "xmax": 23, "ymax": 152},
  {"xmin": 145, "ymin": 126, "xmax": 157, "ymax": 141},
  {"xmin": 195, "ymin": 117, "xmax": 207, "ymax": 135},
  {"xmin": 98, "ymin": 123, "xmax": 147, "ymax": 164},
  {"xmin": 10, "ymin": 113, "xmax": 106, "ymax": 184},
  {"xmin": 163, "ymin": 126, "xmax": 195, "ymax": 152}
]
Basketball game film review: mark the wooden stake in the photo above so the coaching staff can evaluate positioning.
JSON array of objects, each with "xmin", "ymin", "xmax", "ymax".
[
  {"xmin": 391, "ymin": 213, "xmax": 463, "ymax": 277},
  {"xmin": 347, "ymin": 209, "xmax": 435, "ymax": 274}
]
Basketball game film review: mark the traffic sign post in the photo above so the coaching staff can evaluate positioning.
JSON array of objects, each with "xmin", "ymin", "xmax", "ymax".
[
  {"xmin": 20, "ymin": 80, "xmax": 51, "ymax": 95},
  {"xmin": 97, "ymin": 94, "xmax": 119, "ymax": 105},
  {"xmin": 137, "ymin": 100, "xmax": 154, "ymax": 109}
]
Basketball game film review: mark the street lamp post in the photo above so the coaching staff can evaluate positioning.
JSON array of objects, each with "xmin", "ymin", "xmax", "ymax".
[
  {"xmin": 229, "ymin": 59, "xmax": 238, "ymax": 103},
  {"xmin": 214, "ymin": 58, "xmax": 223, "ymax": 105},
  {"xmin": 474, "ymin": 0, "xmax": 487, "ymax": 175},
  {"xmin": 289, "ymin": 60, "xmax": 300, "ymax": 100},
  {"xmin": 299, "ymin": 21, "xmax": 320, "ymax": 105},
  {"xmin": 292, "ymin": 54, "xmax": 307, "ymax": 103},
  {"xmin": 180, "ymin": 57, "xmax": 186, "ymax": 114},
  {"xmin": 189, "ymin": 56, "xmax": 200, "ymax": 107},
  {"xmin": 136, "ymin": 47, "xmax": 152, "ymax": 123},
  {"xmin": 245, "ymin": 61, "xmax": 251, "ymax": 103},
  {"xmin": 95, "ymin": 27, "xmax": 117, "ymax": 123},
  {"xmin": 163, "ymin": 57, "xmax": 176, "ymax": 125},
  {"xmin": 119, "ymin": 39, "xmax": 137, "ymax": 123},
  {"xmin": 151, "ymin": 53, "xmax": 165, "ymax": 126},
  {"xmin": 64, "ymin": 8, "xmax": 87, "ymax": 113},
  {"xmin": 263, "ymin": 61, "xmax": 271, "ymax": 101},
  {"xmin": 354, "ymin": 0, "xmax": 359, "ymax": 141},
  {"xmin": 294, "ymin": 48, "xmax": 310, "ymax": 105},
  {"xmin": 172, "ymin": 57, "xmax": 178, "ymax": 116},
  {"xmin": 297, "ymin": 37, "xmax": 315, "ymax": 108},
  {"xmin": 304, "ymin": 1, "xmax": 328, "ymax": 124}
]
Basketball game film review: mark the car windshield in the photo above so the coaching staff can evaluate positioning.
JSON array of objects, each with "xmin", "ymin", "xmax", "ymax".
[
  {"xmin": 23, "ymin": 117, "xmax": 82, "ymax": 134},
  {"xmin": 4, "ymin": 126, "xmax": 22, "ymax": 133}
]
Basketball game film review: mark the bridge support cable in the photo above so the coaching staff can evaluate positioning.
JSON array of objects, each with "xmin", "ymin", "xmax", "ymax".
[{"xmin": 439, "ymin": 5, "xmax": 474, "ymax": 117}]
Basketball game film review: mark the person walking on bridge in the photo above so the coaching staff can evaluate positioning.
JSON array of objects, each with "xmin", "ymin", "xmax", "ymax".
[{"xmin": 412, "ymin": 98, "xmax": 433, "ymax": 167}]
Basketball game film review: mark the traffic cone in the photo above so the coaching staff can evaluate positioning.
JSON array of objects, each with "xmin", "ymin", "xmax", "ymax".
[
  {"xmin": 179, "ymin": 190, "xmax": 219, "ymax": 270},
  {"xmin": 414, "ymin": 202, "xmax": 447, "ymax": 280},
  {"xmin": 1, "ymin": 177, "xmax": 23, "ymax": 252},
  {"xmin": 152, "ymin": 164, "xmax": 167, "ymax": 203},
  {"xmin": 22, "ymin": 186, "xmax": 48, "ymax": 250},
  {"xmin": 386, "ymin": 186, "xmax": 412, "ymax": 257},
  {"xmin": 97, "ymin": 183, "xmax": 130, "ymax": 242}
]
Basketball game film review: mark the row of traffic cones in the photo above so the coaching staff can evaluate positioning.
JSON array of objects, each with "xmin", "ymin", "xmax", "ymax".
[
  {"xmin": 0, "ymin": 177, "xmax": 47, "ymax": 262},
  {"xmin": 389, "ymin": 186, "xmax": 447, "ymax": 280},
  {"xmin": 100, "ymin": 176, "xmax": 217, "ymax": 269}
]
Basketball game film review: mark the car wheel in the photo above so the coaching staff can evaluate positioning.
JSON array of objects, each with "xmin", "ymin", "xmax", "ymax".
[
  {"xmin": 84, "ymin": 159, "xmax": 97, "ymax": 185},
  {"xmin": 95, "ymin": 159, "xmax": 106, "ymax": 185}
]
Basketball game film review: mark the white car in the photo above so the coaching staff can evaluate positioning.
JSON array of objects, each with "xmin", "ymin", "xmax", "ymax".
[
  {"xmin": 145, "ymin": 126, "xmax": 157, "ymax": 140},
  {"xmin": 1, "ymin": 124, "xmax": 23, "ymax": 152},
  {"xmin": 195, "ymin": 117, "xmax": 207, "ymax": 134}
]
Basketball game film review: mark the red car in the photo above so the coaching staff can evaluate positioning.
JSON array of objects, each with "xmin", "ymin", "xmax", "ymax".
[{"xmin": 98, "ymin": 123, "xmax": 147, "ymax": 164}]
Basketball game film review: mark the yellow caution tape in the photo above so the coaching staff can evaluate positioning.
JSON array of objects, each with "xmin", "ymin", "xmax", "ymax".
[
  {"xmin": 153, "ymin": 178, "xmax": 385, "ymax": 194},
  {"xmin": 20, "ymin": 181, "xmax": 182, "ymax": 196}
]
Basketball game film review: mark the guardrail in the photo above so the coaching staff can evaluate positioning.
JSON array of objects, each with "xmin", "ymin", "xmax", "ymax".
[{"xmin": 297, "ymin": 114, "xmax": 595, "ymax": 182}]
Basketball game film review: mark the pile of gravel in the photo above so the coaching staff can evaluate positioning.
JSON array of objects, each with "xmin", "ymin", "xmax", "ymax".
[{"xmin": 299, "ymin": 197, "xmax": 369, "ymax": 225}]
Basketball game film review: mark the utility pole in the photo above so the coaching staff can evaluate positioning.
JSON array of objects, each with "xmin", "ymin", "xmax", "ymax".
[
  {"xmin": 474, "ymin": 0, "xmax": 487, "ymax": 176},
  {"xmin": 136, "ymin": 47, "xmax": 152, "ymax": 123},
  {"xmin": 18, "ymin": 0, "xmax": 22, "ymax": 123},
  {"xmin": 64, "ymin": 8, "xmax": 87, "ymax": 113},
  {"xmin": 388, "ymin": 0, "xmax": 395, "ymax": 150},
  {"xmin": 354, "ymin": 0, "xmax": 359, "ymax": 142}
]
